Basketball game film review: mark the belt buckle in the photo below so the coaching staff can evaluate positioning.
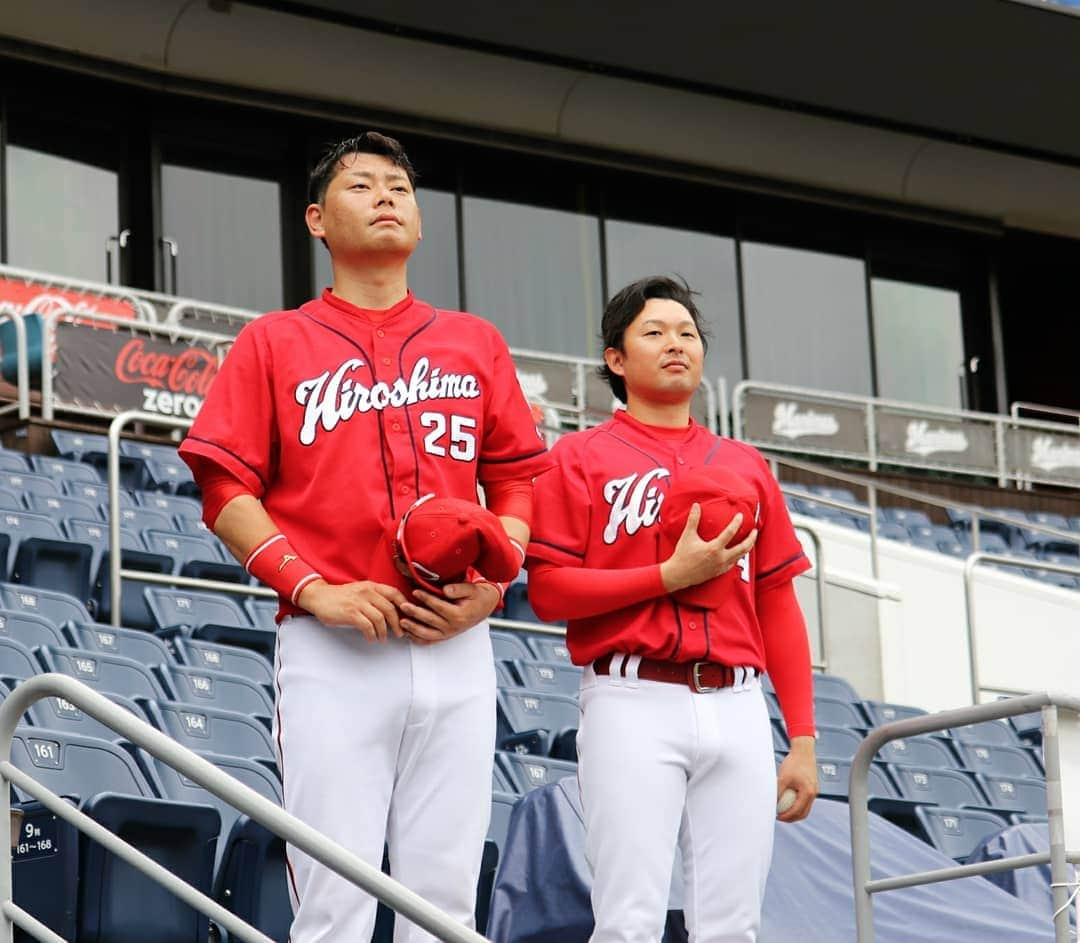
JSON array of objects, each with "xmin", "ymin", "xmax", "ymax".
[{"xmin": 690, "ymin": 662, "xmax": 719, "ymax": 694}]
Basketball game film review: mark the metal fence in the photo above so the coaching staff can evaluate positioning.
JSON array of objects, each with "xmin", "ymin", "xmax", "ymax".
[{"xmin": 849, "ymin": 693, "xmax": 1080, "ymax": 943}]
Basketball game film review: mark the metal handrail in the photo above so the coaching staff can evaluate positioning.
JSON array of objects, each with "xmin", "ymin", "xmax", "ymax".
[
  {"xmin": 0, "ymin": 674, "xmax": 488, "ymax": 943},
  {"xmin": 849, "ymin": 692, "xmax": 1080, "ymax": 943},
  {"xmin": 0, "ymin": 263, "xmax": 149, "ymax": 322},
  {"xmin": 0, "ymin": 314, "xmax": 30, "ymax": 421},
  {"xmin": 963, "ymin": 552, "xmax": 1080, "ymax": 703}
]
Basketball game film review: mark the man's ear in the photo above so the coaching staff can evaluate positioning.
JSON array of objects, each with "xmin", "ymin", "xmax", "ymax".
[
  {"xmin": 603, "ymin": 347, "xmax": 625, "ymax": 377},
  {"xmin": 305, "ymin": 203, "xmax": 325, "ymax": 239}
]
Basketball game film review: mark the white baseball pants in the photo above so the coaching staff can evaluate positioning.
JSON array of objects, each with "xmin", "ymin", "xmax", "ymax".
[
  {"xmin": 273, "ymin": 614, "xmax": 496, "ymax": 942},
  {"xmin": 577, "ymin": 658, "xmax": 776, "ymax": 943}
]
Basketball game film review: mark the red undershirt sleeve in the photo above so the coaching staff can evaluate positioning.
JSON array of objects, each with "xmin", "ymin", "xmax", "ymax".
[
  {"xmin": 758, "ymin": 579, "xmax": 816, "ymax": 739},
  {"xmin": 526, "ymin": 560, "xmax": 667, "ymax": 622},
  {"xmin": 187, "ymin": 455, "xmax": 256, "ymax": 530},
  {"xmin": 482, "ymin": 478, "xmax": 533, "ymax": 529}
]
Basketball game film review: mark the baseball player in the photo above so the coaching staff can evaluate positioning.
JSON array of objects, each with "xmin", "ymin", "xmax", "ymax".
[
  {"xmin": 178, "ymin": 133, "xmax": 548, "ymax": 942},
  {"xmin": 525, "ymin": 276, "xmax": 818, "ymax": 942}
]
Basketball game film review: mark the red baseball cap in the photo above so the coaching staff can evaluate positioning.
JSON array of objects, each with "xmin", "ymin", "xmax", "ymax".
[
  {"xmin": 369, "ymin": 494, "xmax": 521, "ymax": 597},
  {"xmin": 658, "ymin": 466, "xmax": 759, "ymax": 609}
]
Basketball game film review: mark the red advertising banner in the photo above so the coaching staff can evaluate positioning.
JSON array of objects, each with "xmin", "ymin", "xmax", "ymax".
[{"xmin": 0, "ymin": 276, "xmax": 137, "ymax": 321}]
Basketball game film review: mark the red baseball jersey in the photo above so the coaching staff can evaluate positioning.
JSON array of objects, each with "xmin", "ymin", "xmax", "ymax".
[
  {"xmin": 179, "ymin": 289, "xmax": 549, "ymax": 615},
  {"xmin": 526, "ymin": 409, "xmax": 809, "ymax": 667}
]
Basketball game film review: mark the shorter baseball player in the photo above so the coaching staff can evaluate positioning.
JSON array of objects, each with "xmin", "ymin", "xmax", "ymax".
[{"xmin": 526, "ymin": 276, "xmax": 818, "ymax": 942}]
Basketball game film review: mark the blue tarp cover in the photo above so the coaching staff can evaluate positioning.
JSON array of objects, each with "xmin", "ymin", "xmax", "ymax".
[{"xmin": 489, "ymin": 778, "xmax": 1055, "ymax": 942}]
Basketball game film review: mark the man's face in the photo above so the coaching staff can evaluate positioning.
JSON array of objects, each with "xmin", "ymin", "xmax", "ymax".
[
  {"xmin": 306, "ymin": 152, "xmax": 421, "ymax": 263},
  {"xmin": 604, "ymin": 298, "xmax": 704, "ymax": 405}
]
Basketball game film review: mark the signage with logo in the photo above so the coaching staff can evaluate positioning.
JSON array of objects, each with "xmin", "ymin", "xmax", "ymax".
[
  {"xmin": 875, "ymin": 410, "xmax": 998, "ymax": 475},
  {"xmin": 50, "ymin": 316, "xmax": 225, "ymax": 419},
  {"xmin": 740, "ymin": 391, "xmax": 868, "ymax": 456},
  {"xmin": 0, "ymin": 276, "xmax": 137, "ymax": 321},
  {"xmin": 1007, "ymin": 427, "xmax": 1080, "ymax": 486}
]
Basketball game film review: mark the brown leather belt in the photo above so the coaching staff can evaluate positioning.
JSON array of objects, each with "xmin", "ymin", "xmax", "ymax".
[{"xmin": 593, "ymin": 653, "xmax": 755, "ymax": 694}]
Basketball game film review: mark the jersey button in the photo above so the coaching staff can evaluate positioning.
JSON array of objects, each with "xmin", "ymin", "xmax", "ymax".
[
  {"xmin": 677, "ymin": 457, "xmax": 685, "ymax": 465},
  {"xmin": 391, "ymin": 422, "xmax": 401, "ymax": 431},
  {"xmin": 399, "ymin": 485, "xmax": 410, "ymax": 494},
  {"xmin": 689, "ymin": 621, "xmax": 697, "ymax": 629},
  {"xmin": 376, "ymin": 329, "xmax": 386, "ymax": 338},
  {"xmin": 382, "ymin": 357, "xmax": 392, "ymax": 366}
]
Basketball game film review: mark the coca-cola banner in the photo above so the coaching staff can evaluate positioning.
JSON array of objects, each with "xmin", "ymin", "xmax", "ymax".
[
  {"xmin": 1007, "ymin": 426, "xmax": 1080, "ymax": 486},
  {"xmin": 0, "ymin": 275, "xmax": 137, "ymax": 321},
  {"xmin": 875, "ymin": 409, "xmax": 998, "ymax": 475},
  {"xmin": 51, "ymin": 319, "xmax": 222, "ymax": 419},
  {"xmin": 740, "ymin": 390, "xmax": 869, "ymax": 456}
]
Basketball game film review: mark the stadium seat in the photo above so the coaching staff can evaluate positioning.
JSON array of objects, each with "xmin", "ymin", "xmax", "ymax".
[
  {"xmin": 975, "ymin": 774, "xmax": 1048, "ymax": 820},
  {"xmin": 947, "ymin": 720, "xmax": 1023, "ymax": 748},
  {"xmin": 882, "ymin": 508, "xmax": 933, "ymax": 529},
  {"xmin": 120, "ymin": 440, "xmax": 180, "ymax": 464},
  {"xmin": 861, "ymin": 700, "xmax": 928, "ymax": 727},
  {"xmin": 114, "ymin": 505, "xmax": 175, "ymax": 534},
  {"xmin": 170, "ymin": 636, "xmax": 273, "ymax": 686},
  {"xmin": 523, "ymin": 635, "xmax": 573, "ymax": 664},
  {"xmin": 51, "ymin": 430, "xmax": 108, "ymax": 460},
  {"xmin": 496, "ymin": 688, "xmax": 579, "ymax": 758},
  {"xmin": 885, "ymin": 765, "xmax": 987, "ymax": 809},
  {"xmin": 771, "ymin": 719, "xmax": 789, "ymax": 753},
  {"xmin": 141, "ymin": 699, "xmax": 276, "ymax": 763},
  {"xmin": 0, "ymin": 608, "xmax": 66, "ymax": 649},
  {"xmin": 0, "ymin": 583, "xmax": 91, "ymax": 628},
  {"xmin": 25, "ymin": 492, "xmax": 100, "ymax": 522},
  {"xmin": 0, "ymin": 471, "xmax": 61, "ymax": 497},
  {"xmin": 808, "ymin": 485, "xmax": 857, "ymax": 505},
  {"xmin": 11, "ymin": 798, "xmax": 79, "ymax": 939},
  {"xmin": 0, "ymin": 636, "xmax": 42, "ymax": 680},
  {"xmin": 877, "ymin": 735, "xmax": 958, "ymax": 769},
  {"xmin": 155, "ymin": 664, "xmax": 273, "ymax": 717},
  {"xmin": 136, "ymin": 490, "xmax": 203, "ymax": 521},
  {"xmin": 146, "ymin": 457, "xmax": 197, "ymax": 495},
  {"xmin": 1009, "ymin": 710, "xmax": 1042, "ymax": 745},
  {"xmin": 952, "ymin": 742, "xmax": 1043, "ymax": 779},
  {"xmin": 811, "ymin": 673, "xmax": 860, "ymax": 703},
  {"xmin": 213, "ymin": 815, "xmax": 290, "ymax": 942},
  {"xmin": 92, "ymin": 548, "xmax": 178, "ymax": 631},
  {"xmin": 145, "ymin": 586, "xmax": 251, "ymax": 632},
  {"xmin": 29, "ymin": 455, "xmax": 101, "ymax": 485},
  {"xmin": 37, "ymin": 646, "xmax": 170, "ymax": 702},
  {"xmin": 814, "ymin": 755, "xmax": 895, "ymax": 801},
  {"xmin": 81, "ymin": 450, "xmax": 151, "ymax": 491},
  {"xmin": 141, "ymin": 529, "xmax": 227, "ymax": 573},
  {"xmin": 814, "ymin": 724, "xmax": 863, "ymax": 761},
  {"xmin": 814, "ymin": 695, "xmax": 867, "ymax": 729},
  {"xmin": 63, "ymin": 479, "xmax": 134, "ymax": 508},
  {"xmin": 0, "ymin": 487, "xmax": 21, "ymax": 512},
  {"xmin": 488, "ymin": 790, "xmax": 519, "ymax": 860},
  {"xmin": 21, "ymin": 689, "xmax": 148, "ymax": 744},
  {"xmin": 496, "ymin": 751, "xmax": 577, "ymax": 794},
  {"xmin": 244, "ymin": 598, "xmax": 279, "ymax": 633},
  {"xmin": 914, "ymin": 806, "xmax": 1010, "ymax": 861},
  {"xmin": 0, "ymin": 450, "xmax": 28, "ymax": 473},
  {"xmin": 937, "ymin": 540, "xmax": 968, "ymax": 558},
  {"xmin": 65, "ymin": 621, "xmax": 174, "ymax": 668},
  {"xmin": 506, "ymin": 659, "xmax": 582, "ymax": 697},
  {"xmin": 0, "ymin": 509, "xmax": 67, "ymax": 571},
  {"xmin": 504, "ymin": 578, "xmax": 545, "ymax": 624},
  {"xmin": 12, "ymin": 534, "xmax": 94, "ymax": 604},
  {"xmin": 169, "ymin": 623, "xmax": 278, "ymax": 664},
  {"xmin": 490, "ymin": 630, "xmax": 533, "ymax": 662},
  {"xmin": 493, "ymin": 762, "xmax": 516, "ymax": 794}
]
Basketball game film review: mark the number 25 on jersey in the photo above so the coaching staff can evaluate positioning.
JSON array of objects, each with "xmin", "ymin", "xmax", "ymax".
[{"xmin": 420, "ymin": 411, "xmax": 477, "ymax": 462}]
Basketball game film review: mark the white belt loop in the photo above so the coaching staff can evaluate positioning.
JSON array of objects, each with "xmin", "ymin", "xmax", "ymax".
[
  {"xmin": 608, "ymin": 653, "xmax": 627, "ymax": 686},
  {"xmin": 624, "ymin": 654, "xmax": 642, "ymax": 688}
]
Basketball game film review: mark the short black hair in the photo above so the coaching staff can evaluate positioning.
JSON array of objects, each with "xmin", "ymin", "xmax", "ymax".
[
  {"xmin": 307, "ymin": 132, "xmax": 417, "ymax": 205},
  {"xmin": 598, "ymin": 275, "xmax": 709, "ymax": 403}
]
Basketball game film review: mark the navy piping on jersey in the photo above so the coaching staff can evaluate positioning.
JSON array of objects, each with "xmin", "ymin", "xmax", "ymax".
[
  {"xmin": 300, "ymin": 311, "xmax": 397, "ymax": 518},
  {"xmin": 703, "ymin": 609, "xmax": 711, "ymax": 660},
  {"xmin": 479, "ymin": 447, "xmax": 549, "ymax": 465},
  {"xmin": 597, "ymin": 428, "xmax": 666, "ymax": 469},
  {"xmin": 757, "ymin": 552, "xmax": 807, "ymax": 582},
  {"xmin": 529, "ymin": 538, "xmax": 585, "ymax": 560},
  {"xmin": 396, "ymin": 305, "xmax": 438, "ymax": 498},
  {"xmin": 184, "ymin": 435, "xmax": 268, "ymax": 491},
  {"xmin": 669, "ymin": 600, "xmax": 684, "ymax": 661},
  {"xmin": 702, "ymin": 440, "xmax": 723, "ymax": 464}
]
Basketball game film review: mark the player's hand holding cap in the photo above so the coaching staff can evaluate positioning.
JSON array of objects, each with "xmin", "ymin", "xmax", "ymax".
[
  {"xmin": 369, "ymin": 494, "xmax": 521, "ymax": 597},
  {"xmin": 658, "ymin": 466, "xmax": 758, "ymax": 608}
]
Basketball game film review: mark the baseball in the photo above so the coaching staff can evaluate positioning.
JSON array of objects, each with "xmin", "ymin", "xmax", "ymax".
[{"xmin": 776, "ymin": 788, "xmax": 797, "ymax": 815}]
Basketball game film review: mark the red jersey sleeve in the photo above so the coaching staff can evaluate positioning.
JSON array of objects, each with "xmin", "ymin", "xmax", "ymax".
[
  {"xmin": 178, "ymin": 324, "xmax": 278, "ymax": 498},
  {"xmin": 476, "ymin": 329, "xmax": 551, "ymax": 483},
  {"xmin": 748, "ymin": 447, "xmax": 811, "ymax": 591},
  {"xmin": 524, "ymin": 437, "xmax": 591, "ymax": 569}
]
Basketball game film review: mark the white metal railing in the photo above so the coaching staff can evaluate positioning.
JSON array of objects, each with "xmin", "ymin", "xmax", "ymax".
[
  {"xmin": 734, "ymin": 380, "xmax": 1080, "ymax": 490},
  {"xmin": 0, "ymin": 674, "xmax": 488, "ymax": 943},
  {"xmin": 0, "ymin": 263, "xmax": 153, "ymax": 322},
  {"xmin": 849, "ymin": 693, "xmax": 1080, "ymax": 943}
]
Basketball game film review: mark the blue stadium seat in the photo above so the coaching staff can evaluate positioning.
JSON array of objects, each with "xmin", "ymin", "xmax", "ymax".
[
  {"xmin": 141, "ymin": 699, "xmax": 276, "ymax": 763},
  {"xmin": 155, "ymin": 664, "xmax": 273, "ymax": 717},
  {"xmin": 120, "ymin": 440, "xmax": 181, "ymax": 464},
  {"xmin": 81, "ymin": 450, "xmax": 151, "ymax": 491},
  {"xmin": 493, "ymin": 761, "xmax": 516, "ymax": 794},
  {"xmin": 814, "ymin": 695, "xmax": 867, "ymax": 729},
  {"xmin": 971, "ymin": 532, "xmax": 1011, "ymax": 554},
  {"xmin": 877, "ymin": 735, "xmax": 958, "ymax": 769},
  {"xmin": 145, "ymin": 587, "xmax": 251, "ymax": 632},
  {"xmin": 861, "ymin": 700, "xmax": 928, "ymax": 727},
  {"xmin": 771, "ymin": 719, "xmax": 789, "ymax": 753},
  {"xmin": 213, "ymin": 816, "xmax": 290, "ymax": 942},
  {"xmin": 11, "ymin": 798, "xmax": 79, "ymax": 939},
  {"xmin": 0, "ymin": 450, "xmax": 28, "ymax": 473},
  {"xmin": 37, "ymin": 646, "xmax": 170, "ymax": 701},
  {"xmin": 29, "ymin": 455, "xmax": 100, "ymax": 485},
  {"xmin": 490, "ymin": 630, "xmax": 533, "ymax": 662},
  {"xmin": 0, "ymin": 509, "xmax": 65, "ymax": 572},
  {"xmin": 0, "ymin": 487, "xmax": 21, "ymax": 511},
  {"xmin": 881, "ymin": 508, "xmax": 933, "ymax": 529},
  {"xmin": 937, "ymin": 540, "xmax": 968, "ymax": 558},
  {"xmin": 167, "ymin": 624, "xmax": 278, "ymax": 664},
  {"xmin": 974, "ymin": 774, "xmax": 1048, "ymax": 820},
  {"xmin": 947, "ymin": 720, "xmax": 1023, "ymax": 748},
  {"xmin": 170, "ymin": 637, "xmax": 273, "ymax": 687},
  {"xmin": 63, "ymin": 479, "xmax": 134, "ymax": 508},
  {"xmin": 0, "ymin": 583, "xmax": 91, "ymax": 628},
  {"xmin": 855, "ymin": 520, "xmax": 908, "ymax": 541},
  {"xmin": 146, "ymin": 457, "xmax": 197, "ymax": 495},
  {"xmin": 0, "ymin": 608, "xmax": 66, "ymax": 649},
  {"xmin": 173, "ymin": 516, "xmax": 218, "ymax": 538},
  {"xmin": 12, "ymin": 534, "xmax": 94, "ymax": 604},
  {"xmin": 244, "ymin": 598, "xmax": 279, "ymax": 633},
  {"xmin": 64, "ymin": 621, "xmax": 174, "ymax": 668},
  {"xmin": 814, "ymin": 724, "xmax": 863, "ymax": 761},
  {"xmin": 952, "ymin": 742, "xmax": 1043, "ymax": 779},
  {"xmin": 135, "ymin": 490, "xmax": 203, "ymax": 521},
  {"xmin": 814, "ymin": 755, "xmax": 895, "ymax": 801},
  {"xmin": 114, "ymin": 505, "xmax": 175, "ymax": 534},
  {"xmin": 25, "ymin": 492, "xmax": 101, "ymax": 522},
  {"xmin": 496, "ymin": 751, "xmax": 577, "ymax": 794},
  {"xmin": 811, "ymin": 673, "xmax": 860, "ymax": 703},
  {"xmin": 0, "ymin": 471, "xmax": 61, "ymax": 497},
  {"xmin": 914, "ymin": 806, "xmax": 1010, "ymax": 861},
  {"xmin": 1009, "ymin": 710, "xmax": 1042, "ymax": 745},
  {"xmin": 51, "ymin": 430, "xmax": 108, "ymax": 460},
  {"xmin": 808, "ymin": 485, "xmax": 858, "ymax": 505},
  {"xmin": 0, "ymin": 636, "xmax": 42, "ymax": 680},
  {"xmin": 523, "ymin": 635, "xmax": 573, "ymax": 664},
  {"xmin": 945, "ymin": 507, "xmax": 972, "ymax": 529},
  {"xmin": 885, "ymin": 765, "xmax": 987, "ymax": 809},
  {"xmin": 504, "ymin": 578, "xmax": 545, "ymax": 624},
  {"xmin": 21, "ymin": 689, "xmax": 148, "ymax": 744},
  {"xmin": 496, "ymin": 688, "xmax": 579, "ymax": 758},
  {"xmin": 506, "ymin": 659, "xmax": 582, "ymax": 697},
  {"xmin": 141, "ymin": 529, "xmax": 225, "ymax": 573},
  {"xmin": 91, "ymin": 548, "xmax": 177, "ymax": 632}
]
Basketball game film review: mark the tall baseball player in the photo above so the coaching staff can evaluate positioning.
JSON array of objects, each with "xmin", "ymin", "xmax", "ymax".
[
  {"xmin": 178, "ymin": 133, "xmax": 548, "ymax": 942},
  {"xmin": 525, "ymin": 276, "xmax": 818, "ymax": 942}
]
